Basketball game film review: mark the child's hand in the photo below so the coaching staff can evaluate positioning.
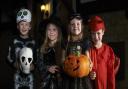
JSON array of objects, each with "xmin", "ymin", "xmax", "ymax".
[
  {"xmin": 89, "ymin": 60, "xmax": 93, "ymax": 71},
  {"xmin": 48, "ymin": 65, "xmax": 60, "ymax": 74},
  {"xmin": 90, "ymin": 71, "xmax": 96, "ymax": 80},
  {"xmin": 14, "ymin": 62, "xmax": 20, "ymax": 70},
  {"xmin": 30, "ymin": 63, "xmax": 34, "ymax": 71}
]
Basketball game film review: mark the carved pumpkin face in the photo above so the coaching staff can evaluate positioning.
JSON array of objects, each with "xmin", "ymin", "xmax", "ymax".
[{"xmin": 63, "ymin": 54, "xmax": 90, "ymax": 78}]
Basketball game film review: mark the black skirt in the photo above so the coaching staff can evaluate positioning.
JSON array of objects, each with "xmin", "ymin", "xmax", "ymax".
[
  {"xmin": 62, "ymin": 73, "xmax": 93, "ymax": 89},
  {"xmin": 40, "ymin": 73, "xmax": 62, "ymax": 89}
]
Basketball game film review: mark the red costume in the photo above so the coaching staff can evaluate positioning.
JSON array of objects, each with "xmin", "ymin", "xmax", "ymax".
[
  {"xmin": 89, "ymin": 43, "xmax": 115, "ymax": 89},
  {"xmin": 88, "ymin": 16, "xmax": 120, "ymax": 89}
]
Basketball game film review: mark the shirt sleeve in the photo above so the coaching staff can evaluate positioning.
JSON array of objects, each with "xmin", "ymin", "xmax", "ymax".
[
  {"xmin": 36, "ymin": 53, "xmax": 49, "ymax": 74},
  {"xmin": 82, "ymin": 38, "xmax": 91, "ymax": 53},
  {"xmin": 107, "ymin": 46, "xmax": 115, "ymax": 89},
  {"xmin": 6, "ymin": 39, "xmax": 16, "ymax": 68},
  {"xmin": 114, "ymin": 55, "xmax": 120, "ymax": 75}
]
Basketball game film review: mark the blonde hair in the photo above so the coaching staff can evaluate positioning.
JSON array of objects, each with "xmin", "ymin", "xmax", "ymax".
[
  {"xmin": 40, "ymin": 22, "xmax": 62, "ymax": 53},
  {"xmin": 40, "ymin": 22, "xmax": 63, "ymax": 65}
]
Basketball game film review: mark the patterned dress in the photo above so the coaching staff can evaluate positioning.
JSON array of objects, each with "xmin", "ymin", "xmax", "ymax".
[
  {"xmin": 62, "ymin": 38, "xmax": 93, "ymax": 89},
  {"xmin": 37, "ymin": 45, "xmax": 63, "ymax": 89}
]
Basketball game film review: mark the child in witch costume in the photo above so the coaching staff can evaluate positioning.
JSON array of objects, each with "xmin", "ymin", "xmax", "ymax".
[
  {"xmin": 88, "ymin": 16, "xmax": 120, "ymax": 89},
  {"xmin": 62, "ymin": 13, "xmax": 93, "ymax": 89},
  {"xmin": 37, "ymin": 18, "xmax": 63, "ymax": 89},
  {"xmin": 7, "ymin": 8, "xmax": 36, "ymax": 89}
]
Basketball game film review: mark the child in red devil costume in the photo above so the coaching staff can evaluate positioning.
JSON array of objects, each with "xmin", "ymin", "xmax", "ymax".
[{"xmin": 88, "ymin": 16, "xmax": 119, "ymax": 89}]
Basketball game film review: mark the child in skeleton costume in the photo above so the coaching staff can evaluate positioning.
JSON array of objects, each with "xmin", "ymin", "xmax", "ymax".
[
  {"xmin": 62, "ymin": 13, "xmax": 93, "ymax": 89},
  {"xmin": 7, "ymin": 8, "xmax": 36, "ymax": 89},
  {"xmin": 37, "ymin": 18, "xmax": 63, "ymax": 89}
]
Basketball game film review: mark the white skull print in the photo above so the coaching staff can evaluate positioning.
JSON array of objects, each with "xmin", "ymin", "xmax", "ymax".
[
  {"xmin": 19, "ymin": 47, "xmax": 33, "ymax": 74},
  {"xmin": 16, "ymin": 9, "xmax": 31, "ymax": 23}
]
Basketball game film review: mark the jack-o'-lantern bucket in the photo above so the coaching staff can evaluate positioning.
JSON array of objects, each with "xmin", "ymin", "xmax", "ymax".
[{"xmin": 63, "ymin": 54, "xmax": 90, "ymax": 78}]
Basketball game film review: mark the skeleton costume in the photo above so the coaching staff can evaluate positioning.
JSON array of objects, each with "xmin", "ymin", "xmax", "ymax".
[
  {"xmin": 7, "ymin": 9, "xmax": 36, "ymax": 89},
  {"xmin": 7, "ymin": 35, "xmax": 36, "ymax": 89},
  {"xmin": 7, "ymin": 35, "xmax": 36, "ymax": 68},
  {"xmin": 14, "ymin": 47, "xmax": 34, "ymax": 89}
]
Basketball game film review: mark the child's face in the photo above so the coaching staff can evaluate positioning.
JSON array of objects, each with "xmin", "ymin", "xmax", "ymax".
[
  {"xmin": 91, "ymin": 29, "xmax": 104, "ymax": 44},
  {"xmin": 17, "ymin": 21, "xmax": 31, "ymax": 36},
  {"xmin": 69, "ymin": 18, "xmax": 82, "ymax": 36},
  {"xmin": 47, "ymin": 24, "xmax": 58, "ymax": 42}
]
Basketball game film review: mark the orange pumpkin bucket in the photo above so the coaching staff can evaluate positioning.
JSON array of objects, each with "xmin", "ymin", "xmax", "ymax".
[{"xmin": 63, "ymin": 54, "xmax": 90, "ymax": 78}]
